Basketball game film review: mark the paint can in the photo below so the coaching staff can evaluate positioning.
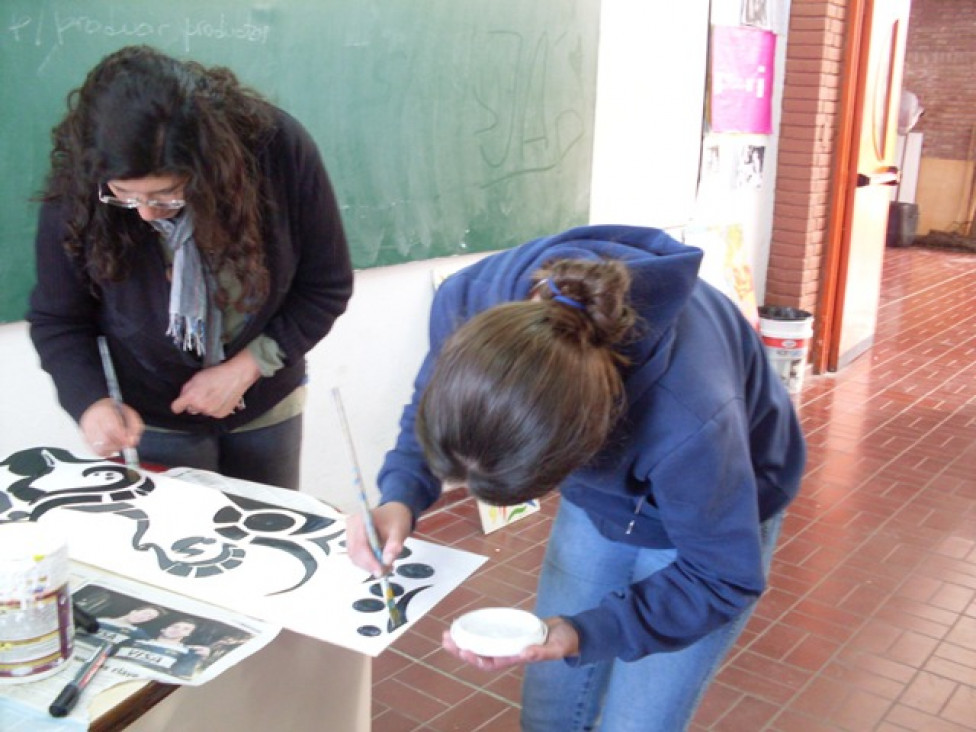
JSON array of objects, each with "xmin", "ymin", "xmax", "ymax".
[
  {"xmin": 758, "ymin": 306, "xmax": 814, "ymax": 394},
  {"xmin": 0, "ymin": 522, "xmax": 73, "ymax": 683}
]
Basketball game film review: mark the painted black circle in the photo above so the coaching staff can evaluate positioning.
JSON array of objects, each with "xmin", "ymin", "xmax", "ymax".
[
  {"xmin": 242, "ymin": 512, "xmax": 296, "ymax": 532},
  {"xmin": 353, "ymin": 598, "xmax": 385, "ymax": 613},
  {"xmin": 396, "ymin": 563, "xmax": 434, "ymax": 579}
]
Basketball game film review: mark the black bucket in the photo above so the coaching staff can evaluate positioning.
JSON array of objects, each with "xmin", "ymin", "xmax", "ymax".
[
  {"xmin": 757, "ymin": 306, "xmax": 813, "ymax": 322},
  {"xmin": 886, "ymin": 202, "xmax": 919, "ymax": 248}
]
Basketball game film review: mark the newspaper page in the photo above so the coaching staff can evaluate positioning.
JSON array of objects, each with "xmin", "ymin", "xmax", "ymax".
[{"xmin": 0, "ymin": 566, "xmax": 279, "ymax": 729}]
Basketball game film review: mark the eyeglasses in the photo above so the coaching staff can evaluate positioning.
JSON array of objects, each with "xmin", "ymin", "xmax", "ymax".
[{"xmin": 97, "ymin": 184, "xmax": 186, "ymax": 211}]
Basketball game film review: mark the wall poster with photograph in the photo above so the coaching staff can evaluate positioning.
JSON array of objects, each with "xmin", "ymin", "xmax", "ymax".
[
  {"xmin": 709, "ymin": 25, "xmax": 776, "ymax": 133},
  {"xmin": 741, "ymin": 0, "xmax": 770, "ymax": 29},
  {"xmin": 735, "ymin": 144, "xmax": 766, "ymax": 189}
]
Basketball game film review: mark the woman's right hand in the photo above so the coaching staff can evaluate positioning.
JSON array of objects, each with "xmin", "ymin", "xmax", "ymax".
[
  {"xmin": 345, "ymin": 501, "xmax": 413, "ymax": 576},
  {"xmin": 79, "ymin": 397, "xmax": 144, "ymax": 458}
]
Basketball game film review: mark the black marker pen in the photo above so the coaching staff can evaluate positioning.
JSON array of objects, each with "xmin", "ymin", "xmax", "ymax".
[
  {"xmin": 73, "ymin": 604, "xmax": 100, "ymax": 634},
  {"xmin": 49, "ymin": 640, "xmax": 113, "ymax": 717}
]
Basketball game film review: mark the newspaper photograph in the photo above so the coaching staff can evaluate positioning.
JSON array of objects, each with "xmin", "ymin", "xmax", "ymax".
[{"xmin": 0, "ymin": 567, "xmax": 279, "ymax": 728}]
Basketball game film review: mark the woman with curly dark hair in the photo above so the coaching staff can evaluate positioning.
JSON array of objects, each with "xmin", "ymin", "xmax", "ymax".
[
  {"xmin": 27, "ymin": 45, "xmax": 353, "ymax": 489},
  {"xmin": 346, "ymin": 225, "xmax": 806, "ymax": 730}
]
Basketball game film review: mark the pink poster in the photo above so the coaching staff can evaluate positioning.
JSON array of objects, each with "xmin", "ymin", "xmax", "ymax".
[{"xmin": 710, "ymin": 26, "xmax": 776, "ymax": 134}]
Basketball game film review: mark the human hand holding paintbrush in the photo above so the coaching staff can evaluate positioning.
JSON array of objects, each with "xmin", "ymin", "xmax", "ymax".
[
  {"xmin": 345, "ymin": 502, "xmax": 413, "ymax": 577},
  {"xmin": 79, "ymin": 338, "xmax": 143, "ymax": 472},
  {"xmin": 333, "ymin": 387, "xmax": 407, "ymax": 630},
  {"xmin": 79, "ymin": 398, "xmax": 143, "ymax": 460}
]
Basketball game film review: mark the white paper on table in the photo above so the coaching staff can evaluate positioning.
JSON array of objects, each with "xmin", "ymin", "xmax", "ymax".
[{"xmin": 0, "ymin": 447, "xmax": 487, "ymax": 657}]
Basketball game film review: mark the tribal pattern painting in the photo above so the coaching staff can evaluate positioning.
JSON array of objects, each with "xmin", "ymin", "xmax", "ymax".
[{"xmin": 0, "ymin": 447, "xmax": 486, "ymax": 656}]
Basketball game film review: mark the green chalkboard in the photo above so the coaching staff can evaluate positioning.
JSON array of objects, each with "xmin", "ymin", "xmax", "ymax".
[{"xmin": 0, "ymin": 0, "xmax": 600, "ymax": 323}]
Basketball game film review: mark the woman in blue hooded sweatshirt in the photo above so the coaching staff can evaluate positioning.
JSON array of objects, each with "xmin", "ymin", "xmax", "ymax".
[{"xmin": 347, "ymin": 224, "xmax": 806, "ymax": 731}]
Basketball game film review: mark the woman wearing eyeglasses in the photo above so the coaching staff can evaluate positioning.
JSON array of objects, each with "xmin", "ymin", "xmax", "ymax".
[{"xmin": 27, "ymin": 45, "xmax": 353, "ymax": 489}]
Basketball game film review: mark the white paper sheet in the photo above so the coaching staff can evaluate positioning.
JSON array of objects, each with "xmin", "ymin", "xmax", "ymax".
[{"xmin": 0, "ymin": 448, "xmax": 486, "ymax": 657}]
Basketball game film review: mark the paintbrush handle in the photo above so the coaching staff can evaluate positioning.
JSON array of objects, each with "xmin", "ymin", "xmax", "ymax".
[
  {"xmin": 333, "ymin": 387, "xmax": 404, "ymax": 628},
  {"xmin": 97, "ymin": 336, "xmax": 141, "ymax": 471},
  {"xmin": 120, "ymin": 446, "xmax": 140, "ymax": 471},
  {"xmin": 360, "ymin": 506, "xmax": 385, "ymax": 563},
  {"xmin": 97, "ymin": 336, "xmax": 125, "ymax": 405},
  {"xmin": 332, "ymin": 388, "xmax": 383, "ymax": 559}
]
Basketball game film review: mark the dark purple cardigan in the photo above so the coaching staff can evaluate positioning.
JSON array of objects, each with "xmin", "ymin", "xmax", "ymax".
[{"xmin": 27, "ymin": 109, "xmax": 353, "ymax": 433}]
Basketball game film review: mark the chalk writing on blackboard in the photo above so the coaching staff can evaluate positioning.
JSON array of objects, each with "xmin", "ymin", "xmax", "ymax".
[
  {"xmin": 5, "ymin": 9, "xmax": 271, "ymax": 61},
  {"xmin": 0, "ymin": 0, "xmax": 600, "ymax": 324},
  {"xmin": 474, "ymin": 30, "xmax": 586, "ymax": 188}
]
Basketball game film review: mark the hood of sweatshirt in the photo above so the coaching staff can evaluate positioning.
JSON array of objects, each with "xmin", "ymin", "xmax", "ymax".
[{"xmin": 452, "ymin": 224, "xmax": 704, "ymax": 371}]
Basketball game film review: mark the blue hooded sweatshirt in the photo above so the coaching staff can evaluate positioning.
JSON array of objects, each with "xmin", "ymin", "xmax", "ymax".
[{"xmin": 378, "ymin": 224, "xmax": 805, "ymax": 665}]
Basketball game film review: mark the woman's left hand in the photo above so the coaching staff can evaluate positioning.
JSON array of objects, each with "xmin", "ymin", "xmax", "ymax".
[
  {"xmin": 440, "ymin": 616, "xmax": 580, "ymax": 672},
  {"xmin": 171, "ymin": 350, "xmax": 261, "ymax": 419}
]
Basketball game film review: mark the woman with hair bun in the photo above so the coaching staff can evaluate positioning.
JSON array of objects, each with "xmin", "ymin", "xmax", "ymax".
[
  {"xmin": 27, "ymin": 45, "xmax": 352, "ymax": 489},
  {"xmin": 347, "ymin": 224, "xmax": 805, "ymax": 731}
]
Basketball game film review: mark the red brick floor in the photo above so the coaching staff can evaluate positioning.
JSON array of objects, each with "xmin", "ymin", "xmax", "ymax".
[{"xmin": 372, "ymin": 247, "xmax": 976, "ymax": 731}]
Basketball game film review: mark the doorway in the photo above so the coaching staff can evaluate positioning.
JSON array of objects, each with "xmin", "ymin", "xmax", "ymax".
[{"xmin": 817, "ymin": 0, "xmax": 912, "ymax": 371}]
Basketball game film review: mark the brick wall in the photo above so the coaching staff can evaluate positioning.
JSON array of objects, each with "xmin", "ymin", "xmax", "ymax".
[
  {"xmin": 766, "ymin": 0, "xmax": 848, "ymax": 312},
  {"xmin": 902, "ymin": 0, "xmax": 976, "ymax": 160}
]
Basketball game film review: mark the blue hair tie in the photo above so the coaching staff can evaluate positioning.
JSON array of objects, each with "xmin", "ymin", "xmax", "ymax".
[{"xmin": 546, "ymin": 278, "xmax": 586, "ymax": 311}]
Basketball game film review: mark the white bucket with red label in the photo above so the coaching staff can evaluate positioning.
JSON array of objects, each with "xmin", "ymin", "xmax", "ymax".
[
  {"xmin": 0, "ymin": 522, "xmax": 73, "ymax": 683},
  {"xmin": 758, "ymin": 306, "xmax": 814, "ymax": 395}
]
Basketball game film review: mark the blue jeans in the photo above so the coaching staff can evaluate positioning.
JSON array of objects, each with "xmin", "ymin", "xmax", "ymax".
[
  {"xmin": 138, "ymin": 415, "xmax": 304, "ymax": 490},
  {"xmin": 522, "ymin": 499, "xmax": 783, "ymax": 732}
]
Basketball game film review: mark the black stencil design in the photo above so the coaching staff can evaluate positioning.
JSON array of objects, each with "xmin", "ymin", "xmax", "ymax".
[
  {"xmin": 353, "ymin": 551, "xmax": 435, "ymax": 636},
  {"xmin": 0, "ymin": 447, "xmax": 453, "ymax": 633},
  {"xmin": 0, "ymin": 447, "xmax": 344, "ymax": 595}
]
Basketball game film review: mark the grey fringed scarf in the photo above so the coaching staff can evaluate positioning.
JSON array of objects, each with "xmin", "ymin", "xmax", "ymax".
[{"xmin": 150, "ymin": 212, "xmax": 225, "ymax": 367}]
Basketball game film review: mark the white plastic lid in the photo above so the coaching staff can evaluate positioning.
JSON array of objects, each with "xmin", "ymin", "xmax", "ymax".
[
  {"xmin": 450, "ymin": 607, "xmax": 548, "ymax": 657},
  {"xmin": 0, "ymin": 521, "xmax": 65, "ymax": 560}
]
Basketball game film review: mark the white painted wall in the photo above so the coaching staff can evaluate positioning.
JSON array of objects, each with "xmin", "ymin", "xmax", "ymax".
[
  {"xmin": 705, "ymin": 0, "xmax": 791, "ymax": 305},
  {"xmin": 300, "ymin": 253, "xmax": 488, "ymax": 513},
  {"xmin": 589, "ymin": 0, "xmax": 710, "ymax": 230},
  {"xmin": 0, "ymin": 0, "xmax": 787, "ymax": 512}
]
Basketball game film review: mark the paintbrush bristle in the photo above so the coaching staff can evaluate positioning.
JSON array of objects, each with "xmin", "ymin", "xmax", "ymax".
[{"xmin": 387, "ymin": 602, "xmax": 405, "ymax": 630}]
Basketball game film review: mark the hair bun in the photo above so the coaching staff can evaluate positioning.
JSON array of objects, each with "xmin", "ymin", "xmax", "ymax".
[{"xmin": 533, "ymin": 259, "xmax": 635, "ymax": 349}]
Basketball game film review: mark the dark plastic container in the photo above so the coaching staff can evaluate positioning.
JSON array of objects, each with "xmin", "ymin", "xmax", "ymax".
[
  {"xmin": 886, "ymin": 202, "xmax": 919, "ymax": 248},
  {"xmin": 757, "ymin": 306, "xmax": 813, "ymax": 322}
]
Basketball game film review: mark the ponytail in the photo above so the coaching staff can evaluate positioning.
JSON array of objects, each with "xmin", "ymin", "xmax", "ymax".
[{"xmin": 417, "ymin": 258, "xmax": 636, "ymax": 505}]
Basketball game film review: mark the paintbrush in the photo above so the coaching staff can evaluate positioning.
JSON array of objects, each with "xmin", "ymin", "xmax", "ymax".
[
  {"xmin": 332, "ymin": 387, "xmax": 404, "ymax": 630},
  {"xmin": 96, "ymin": 336, "xmax": 140, "ymax": 480}
]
